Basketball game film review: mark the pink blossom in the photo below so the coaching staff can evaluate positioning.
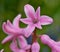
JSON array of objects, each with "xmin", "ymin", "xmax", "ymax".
[
  {"xmin": 2, "ymin": 14, "xmax": 34, "ymax": 44},
  {"xmin": 40, "ymin": 35, "xmax": 60, "ymax": 52},
  {"xmin": 31, "ymin": 42, "xmax": 40, "ymax": 52},
  {"xmin": 20, "ymin": 4, "xmax": 53, "ymax": 32},
  {"xmin": 10, "ymin": 39, "xmax": 26, "ymax": 52},
  {"xmin": 10, "ymin": 38, "xmax": 40, "ymax": 52},
  {"xmin": 10, "ymin": 36, "xmax": 31, "ymax": 52}
]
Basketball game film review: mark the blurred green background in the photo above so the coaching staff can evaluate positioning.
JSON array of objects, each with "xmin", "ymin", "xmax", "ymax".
[{"xmin": 0, "ymin": 0, "xmax": 60, "ymax": 52}]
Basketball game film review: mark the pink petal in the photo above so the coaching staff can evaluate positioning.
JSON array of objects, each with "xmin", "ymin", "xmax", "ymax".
[
  {"xmin": 10, "ymin": 39, "xmax": 19, "ymax": 52},
  {"xmin": 40, "ymin": 15, "xmax": 53, "ymax": 25},
  {"xmin": 7, "ymin": 18, "xmax": 22, "ymax": 32},
  {"xmin": 52, "ymin": 50, "xmax": 56, "ymax": 52},
  {"xmin": 35, "ymin": 7, "xmax": 40, "ymax": 19},
  {"xmin": 2, "ymin": 22, "xmax": 19, "ymax": 35},
  {"xmin": 13, "ymin": 14, "xmax": 21, "ymax": 27},
  {"xmin": 23, "ymin": 25, "xmax": 35, "ymax": 38},
  {"xmin": 18, "ymin": 36, "xmax": 30, "ymax": 50},
  {"xmin": 40, "ymin": 35, "xmax": 54, "ymax": 44},
  {"xmin": 40, "ymin": 35, "xmax": 60, "ymax": 51},
  {"xmin": 2, "ymin": 35, "xmax": 13, "ymax": 44},
  {"xmin": 24, "ymin": 4, "xmax": 35, "ymax": 19},
  {"xmin": 19, "ymin": 49, "xmax": 26, "ymax": 52},
  {"xmin": 57, "ymin": 41, "xmax": 60, "ymax": 46},
  {"xmin": 23, "ymin": 45, "xmax": 31, "ymax": 50},
  {"xmin": 7, "ymin": 20, "xmax": 15, "ymax": 29},
  {"xmin": 20, "ymin": 18, "xmax": 32, "ymax": 25},
  {"xmin": 32, "ymin": 42, "xmax": 40, "ymax": 52},
  {"xmin": 35, "ymin": 22, "xmax": 42, "ymax": 29}
]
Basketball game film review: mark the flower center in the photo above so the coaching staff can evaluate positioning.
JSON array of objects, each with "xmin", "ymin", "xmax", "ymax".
[{"xmin": 33, "ymin": 19, "xmax": 38, "ymax": 24}]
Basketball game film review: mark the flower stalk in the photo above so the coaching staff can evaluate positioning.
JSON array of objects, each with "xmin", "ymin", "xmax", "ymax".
[{"xmin": 32, "ymin": 28, "xmax": 37, "ymax": 43}]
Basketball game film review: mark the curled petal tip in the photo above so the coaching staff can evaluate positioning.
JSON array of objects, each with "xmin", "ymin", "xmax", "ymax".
[
  {"xmin": 16, "ymin": 14, "xmax": 21, "ymax": 19},
  {"xmin": 7, "ymin": 20, "xmax": 10, "ymax": 22},
  {"xmin": 2, "ymin": 22, "xmax": 6, "ymax": 30},
  {"xmin": 15, "ymin": 14, "xmax": 21, "ymax": 19},
  {"xmin": 2, "ymin": 40, "xmax": 5, "ymax": 44},
  {"xmin": 17, "ymin": 14, "xmax": 21, "ymax": 17},
  {"xmin": 3, "ymin": 22, "xmax": 6, "ymax": 25},
  {"xmin": 13, "ymin": 14, "xmax": 21, "ymax": 27},
  {"xmin": 24, "ymin": 4, "xmax": 31, "ymax": 7},
  {"xmin": 7, "ymin": 20, "xmax": 11, "ymax": 24}
]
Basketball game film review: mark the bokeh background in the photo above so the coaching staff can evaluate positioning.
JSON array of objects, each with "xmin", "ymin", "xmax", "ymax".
[{"xmin": 0, "ymin": 0, "xmax": 60, "ymax": 52}]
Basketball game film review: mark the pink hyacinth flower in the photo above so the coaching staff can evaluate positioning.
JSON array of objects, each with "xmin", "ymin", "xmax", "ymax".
[
  {"xmin": 10, "ymin": 39, "xmax": 26, "ymax": 52},
  {"xmin": 40, "ymin": 35, "xmax": 60, "ymax": 52},
  {"xmin": 10, "ymin": 36, "xmax": 31, "ymax": 52},
  {"xmin": 20, "ymin": 4, "xmax": 53, "ymax": 32},
  {"xmin": 31, "ymin": 42, "xmax": 40, "ymax": 52},
  {"xmin": 2, "ymin": 14, "xmax": 34, "ymax": 44}
]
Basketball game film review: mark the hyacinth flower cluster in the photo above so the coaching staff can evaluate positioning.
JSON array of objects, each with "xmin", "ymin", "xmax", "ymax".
[{"xmin": 1, "ymin": 4, "xmax": 56, "ymax": 52}]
